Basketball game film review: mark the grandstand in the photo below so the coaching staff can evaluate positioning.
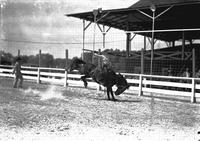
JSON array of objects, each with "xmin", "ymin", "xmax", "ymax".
[{"xmin": 67, "ymin": 0, "xmax": 200, "ymax": 77}]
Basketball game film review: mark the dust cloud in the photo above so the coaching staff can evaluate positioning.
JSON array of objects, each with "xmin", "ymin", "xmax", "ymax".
[{"xmin": 23, "ymin": 85, "xmax": 65, "ymax": 100}]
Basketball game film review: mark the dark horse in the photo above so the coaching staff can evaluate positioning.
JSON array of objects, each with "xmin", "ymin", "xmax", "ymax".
[{"xmin": 68, "ymin": 58, "xmax": 129, "ymax": 100}]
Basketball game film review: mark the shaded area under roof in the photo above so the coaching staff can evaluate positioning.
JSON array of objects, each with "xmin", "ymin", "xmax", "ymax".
[
  {"xmin": 130, "ymin": 0, "xmax": 200, "ymax": 9},
  {"xmin": 66, "ymin": 0, "xmax": 200, "ymax": 42}
]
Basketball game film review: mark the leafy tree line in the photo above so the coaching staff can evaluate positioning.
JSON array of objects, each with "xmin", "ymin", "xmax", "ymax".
[
  {"xmin": 0, "ymin": 51, "xmax": 71, "ymax": 68},
  {"xmin": 0, "ymin": 49, "xmax": 129, "ymax": 70}
]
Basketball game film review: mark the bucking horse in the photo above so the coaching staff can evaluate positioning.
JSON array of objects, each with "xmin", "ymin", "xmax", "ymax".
[{"xmin": 68, "ymin": 58, "xmax": 129, "ymax": 101}]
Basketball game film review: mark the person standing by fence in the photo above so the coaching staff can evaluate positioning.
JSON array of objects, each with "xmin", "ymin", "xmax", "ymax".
[{"xmin": 12, "ymin": 57, "xmax": 23, "ymax": 88}]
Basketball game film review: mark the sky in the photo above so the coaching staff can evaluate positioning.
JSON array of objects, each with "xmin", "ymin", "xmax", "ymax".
[{"xmin": 0, "ymin": 0, "xmax": 147, "ymax": 59}]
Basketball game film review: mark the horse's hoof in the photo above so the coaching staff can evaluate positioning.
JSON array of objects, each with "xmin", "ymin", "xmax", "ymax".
[
  {"xmin": 84, "ymin": 84, "xmax": 88, "ymax": 88},
  {"xmin": 113, "ymin": 99, "xmax": 117, "ymax": 101}
]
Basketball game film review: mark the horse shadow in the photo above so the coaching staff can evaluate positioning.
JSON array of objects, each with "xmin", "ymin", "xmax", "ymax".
[
  {"xmin": 113, "ymin": 98, "xmax": 141, "ymax": 103},
  {"xmin": 93, "ymin": 97, "xmax": 141, "ymax": 103}
]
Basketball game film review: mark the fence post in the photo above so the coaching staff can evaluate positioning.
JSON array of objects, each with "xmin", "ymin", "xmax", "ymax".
[
  {"xmin": 191, "ymin": 78, "xmax": 196, "ymax": 103},
  {"xmin": 39, "ymin": 50, "xmax": 41, "ymax": 67},
  {"xmin": 18, "ymin": 50, "xmax": 20, "ymax": 57},
  {"xmin": 37, "ymin": 67, "xmax": 40, "ymax": 84},
  {"xmin": 37, "ymin": 50, "xmax": 41, "ymax": 84},
  {"xmin": 64, "ymin": 49, "xmax": 68, "ymax": 87},
  {"xmin": 64, "ymin": 70, "xmax": 68, "ymax": 87},
  {"xmin": 138, "ymin": 74, "xmax": 143, "ymax": 96}
]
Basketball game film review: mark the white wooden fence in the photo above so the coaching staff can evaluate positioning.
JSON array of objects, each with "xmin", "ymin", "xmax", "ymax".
[{"xmin": 0, "ymin": 65, "xmax": 200, "ymax": 103}]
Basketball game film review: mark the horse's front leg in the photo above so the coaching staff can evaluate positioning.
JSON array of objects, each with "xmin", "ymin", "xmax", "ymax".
[
  {"xmin": 106, "ymin": 87, "xmax": 111, "ymax": 100},
  {"xmin": 109, "ymin": 87, "xmax": 116, "ymax": 101},
  {"xmin": 81, "ymin": 75, "xmax": 88, "ymax": 88},
  {"xmin": 107, "ymin": 87, "xmax": 116, "ymax": 101}
]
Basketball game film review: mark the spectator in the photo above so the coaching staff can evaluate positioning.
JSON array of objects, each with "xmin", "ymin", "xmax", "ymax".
[
  {"xmin": 182, "ymin": 68, "xmax": 190, "ymax": 77},
  {"xmin": 12, "ymin": 57, "xmax": 23, "ymax": 88},
  {"xmin": 195, "ymin": 69, "xmax": 200, "ymax": 78},
  {"xmin": 167, "ymin": 68, "xmax": 172, "ymax": 76}
]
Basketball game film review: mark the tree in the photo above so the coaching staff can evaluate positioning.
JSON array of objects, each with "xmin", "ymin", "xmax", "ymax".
[
  {"xmin": 37, "ymin": 53, "xmax": 54, "ymax": 67},
  {"xmin": 82, "ymin": 52, "xmax": 92, "ymax": 63},
  {"xmin": 1, "ymin": 51, "xmax": 14, "ymax": 65}
]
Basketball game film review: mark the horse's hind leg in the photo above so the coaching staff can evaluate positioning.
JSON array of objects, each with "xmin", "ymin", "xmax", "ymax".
[
  {"xmin": 81, "ymin": 76, "xmax": 88, "ymax": 88},
  {"xmin": 107, "ymin": 87, "xmax": 116, "ymax": 101}
]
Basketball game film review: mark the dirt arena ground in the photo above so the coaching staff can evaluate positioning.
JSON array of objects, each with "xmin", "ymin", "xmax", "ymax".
[{"xmin": 0, "ymin": 77, "xmax": 200, "ymax": 141}]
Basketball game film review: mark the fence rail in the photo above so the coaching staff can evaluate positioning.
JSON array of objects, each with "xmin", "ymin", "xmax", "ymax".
[{"xmin": 0, "ymin": 65, "xmax": 200, "ymax": 103}]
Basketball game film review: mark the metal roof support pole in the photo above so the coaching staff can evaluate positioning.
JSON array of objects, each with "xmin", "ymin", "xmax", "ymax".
[
  {"xmin": 128, "ymin": 33, "xmax": 136, "ymax": 58},
  {"xmin": 130, "ymin": 33, "xmax": 136, "ymax": 41},
  {"xmin": 0, "ymin": 2, "xmax": 6, "ymax": 39},
  {"xmin": 192, "ymin": 47, "xmax": 195, "ymax": 78},
  {"xmin": 172, "ymin": 41, "xmax": 175, "ymax": 48},
  {"xmin": 147, "ymin": 37, "xmax": 151, "ymax": 44},
  {"xmin": 144, "ymin": 36, "xmax": 147, "ymax": 51},
  {"xmin": 143, "ymin": 36, "xmax": 146, "ymax": 74},
  {"xmin": 150, "ymin": 5, "xmax": 156, "ymax": 75},
  {"xmin": 96, "ymin": 11, "xmax": 110, "ymax": 23},
  {"xmin": 137, "ymin": 6, "xmax": 173, "ymax": 21},
  {"xmin": 189, "ymin": 39, "xmax": 193, "ymax": 46},
  {"xmin": 191, "ymin": 40, "xmax": 195, "ymax": 77},
  {"xmin": 126, "ymin": 32, "xmax": 131, "ymax": 58},
  {"xmin": 0, "ymin": 2, "xmax": 5, "ymax": 65},
  {"xmin": 141, "ymin": 48, "xmax": 144, "ymax": 74},
  {"xmin": 82, "ymin": 20, "xmax": 92, "ymax": 60},
  {"xmin": 82, "ymin": 20, "xmax": 85, "ymax": 60},
  {"xmin": 92, "ymin": 21, "xmax": 96, "ymax": 63},
  {"xmin": 92, "ymin": 9, "xmax": 102, "ymax": 63},
  {"xmin": 147, "ymin": 37, "xmax": 157, "ymax": 47},
  {"xmin": 165, "ymin": 42, "xmax": 169, "ymax": 47},
  {"xmin": 102, "ymin": 25, "xmax": 106, "ymax": 48},
  {"xmin": 155, "ymin": 6, "xmax": 173, "ymax": 19},
  {"xmin": 182, "ymin": 31, "xmax": 185, "ymax": 60},
  {"xmin": 97, "ymin": 24, "xmax": 111, "ymax": 48},
  {"xmin": 165, "ymin": 41, "xmax": 171, "ymax": 48}
]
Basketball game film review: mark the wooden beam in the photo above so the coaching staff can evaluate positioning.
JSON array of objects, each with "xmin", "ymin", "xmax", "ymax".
[{"xmin": 126, "ymin": 32, "xmax": 131, "ymax": 58}]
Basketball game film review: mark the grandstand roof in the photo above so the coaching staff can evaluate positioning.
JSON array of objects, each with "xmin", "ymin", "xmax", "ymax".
[{"xmin": 66, "ymin": 0, "xmax": 200, "ymax": 41}]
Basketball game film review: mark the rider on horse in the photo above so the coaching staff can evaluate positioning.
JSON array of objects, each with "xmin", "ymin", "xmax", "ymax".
[
  {"xmin": 93, "ymin": 52, "xmax": 112, "ymax": 73},
  {"xmin": 92, "ymin": 52, "xmax": 113, "ymax": 84}
]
